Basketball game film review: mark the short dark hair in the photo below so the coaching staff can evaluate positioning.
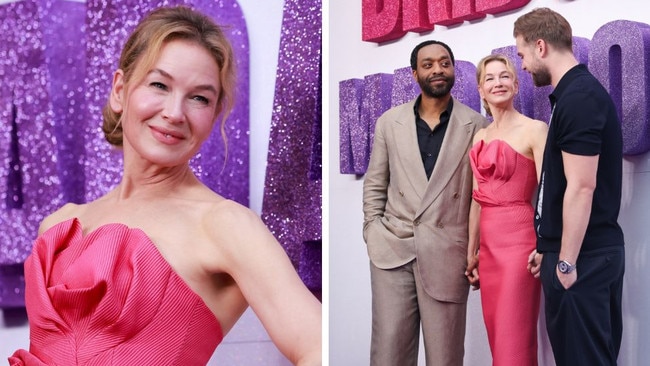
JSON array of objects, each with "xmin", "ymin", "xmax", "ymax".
[{"xmin": 410, "ymin": 40, "xmax": 455, "ymax": 70}]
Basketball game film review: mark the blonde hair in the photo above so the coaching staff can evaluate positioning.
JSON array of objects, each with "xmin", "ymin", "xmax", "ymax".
[
  {"xmin": 475, "ymin": 54, "xmax": 518, "ymax": 117},
  {"xmin": 102, "ymin": 6, "xmax": 236, "ymax": 147}
]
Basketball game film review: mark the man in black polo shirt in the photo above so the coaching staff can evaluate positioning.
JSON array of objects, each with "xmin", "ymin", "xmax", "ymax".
[{"xmin": 514, "ymin": 7, "xmax": 625, "ymax": 366}]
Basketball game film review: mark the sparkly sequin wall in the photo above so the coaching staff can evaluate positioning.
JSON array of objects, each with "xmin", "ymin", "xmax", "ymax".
[
  {"xmin": 339, "ymin": 60, "xmax": 480, "ymax": 175},
  {"xmin": 340, "ymin": 20, "xmax": 650, "ymax": 174},
  {"xmin": 0, "ymin": 0, "xmax": 250, "ymax": 308},
  {"xmin": 262, "ymin": 0, "xmax": 322, "ymax": 294}
]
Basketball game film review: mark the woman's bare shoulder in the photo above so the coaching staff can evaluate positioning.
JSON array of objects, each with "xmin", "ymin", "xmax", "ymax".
[
  {"xmin": 38, "ymin": 202, "xmax": 86, "ymax": 235},
  {"xmin": 206, "ymin": 199, "xmax": 275, "ymax": 247},
  {"xmin": 205, "ymin": 199, "xmax": 262, "ymax": 232},
  {"xmin": 522, "ymin": 116, "xmax": 549, "ymax": 131},
  {"xmin": 473, "ymin": 126, "xmax": 488, "ymax": 143}
]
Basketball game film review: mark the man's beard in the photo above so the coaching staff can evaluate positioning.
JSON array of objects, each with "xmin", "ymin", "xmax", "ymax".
[
  {"xmin": 417, "ymin": 74, "xmax": 455, "ymax": 98},
  {"xmin": 531, "ymin": 64, "xmax": 552, "ymax": 87}
]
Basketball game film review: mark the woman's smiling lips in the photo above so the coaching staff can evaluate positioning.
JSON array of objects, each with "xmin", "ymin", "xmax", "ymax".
[{"xmin": 150, "ymin": 125, "xmax": 184, "ymax": 145}]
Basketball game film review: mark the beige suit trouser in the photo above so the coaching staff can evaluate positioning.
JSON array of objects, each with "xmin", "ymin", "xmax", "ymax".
[{"xmin": 370, "ymin": 259, "xmax": 467, "ymax": 366}]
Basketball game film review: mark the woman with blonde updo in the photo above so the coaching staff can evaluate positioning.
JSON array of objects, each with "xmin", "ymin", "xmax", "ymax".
[
  {"xmin": 10, "ymin": 6, "xmax": 321, "ymax": 366},
  {"xmin": 465, "ymin": 54, "xmax": 547, "ymax": 366}
]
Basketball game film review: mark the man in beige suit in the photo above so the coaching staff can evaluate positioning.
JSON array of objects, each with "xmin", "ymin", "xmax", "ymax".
[{"xmin": 363, "ymin": 40, "xmax": 488, "ymax": 365}]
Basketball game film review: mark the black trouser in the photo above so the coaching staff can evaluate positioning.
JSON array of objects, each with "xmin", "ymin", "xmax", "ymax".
[{"xmin": 540, "ymin": 246, "xmax": 625, "ymax": 366}]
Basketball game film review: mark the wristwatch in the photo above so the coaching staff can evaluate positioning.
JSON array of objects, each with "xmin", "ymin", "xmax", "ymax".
[{"xmin": 557, "ymin": 260, "xmax": 576, "ymax": 274}]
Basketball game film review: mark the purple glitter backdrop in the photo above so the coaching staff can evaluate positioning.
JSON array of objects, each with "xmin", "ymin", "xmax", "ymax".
[
  {"xmin": 340, "ymin": 28, "xmax": 650, "ymax": 173},
  {"xmin": 0, "ymin": 0, "xmax": 65, "ymax": 307},
  {"xmin": 0, "ymin": 0, "xmax": 251, "ymax": 308},
  {"xmin": 491, "ymin": 38, "xmax": 589, "ymax": 124},
  {"xmin": 338, "ymin": 60, "xmax": 480, "ymax": 174},
  {"xmin": 589, "ymin": 20, "xmax": 650, "ymax": 155},
  {"xmin": 362, "ymin": 73, "xmax": 393, "ymax": 174},
  {"xmin": 339, "ymin": 79, "xmax": 364, "ymax": 175},
  {"xmin": 262, "ymin": 0, "xmax": 322, "ymax": 290}
]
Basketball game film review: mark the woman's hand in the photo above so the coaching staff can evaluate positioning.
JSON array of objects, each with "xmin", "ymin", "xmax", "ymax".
[
  {"xmin": 465, "ymin": 254, "xmax": 480, "ymax": 290},
  {"xmin": 527, "ymin": 249, "xmax": 543, "ymax": 278}
]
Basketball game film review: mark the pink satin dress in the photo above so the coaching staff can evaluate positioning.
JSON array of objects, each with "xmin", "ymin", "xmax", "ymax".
[
  {"xmin": 470, "ymin": 140, "xmax": 541, "ymax": 366},
  {"xmin": 9, "ymin": 218, "xmax": 222, "ymax": 365}
]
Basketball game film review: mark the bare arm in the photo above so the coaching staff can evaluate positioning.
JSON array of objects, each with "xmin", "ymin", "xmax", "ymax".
[
  {"xmin": 213, "ymin": 203, "xmax": 321, "ymax": 365},
  {"xmin": 557, "ymin": 151, "xmax": 598, "ymax": 288},
  {"xmin": 531, "ymin": 121, "xmax": 548, "ymax": 183},
  {"xmin": 466, "ymin": 196, "xmax": 481, "ymax": 290},
  {"xmin": 465, "ymin": 131, "xmax": 484, "ymax": 289},
  {"xmin": 526, "ymin": 120, "xmax": 548, "ymax": 276}
]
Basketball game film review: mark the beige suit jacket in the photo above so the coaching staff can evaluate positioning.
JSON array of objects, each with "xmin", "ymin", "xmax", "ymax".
[{"xmin": 363, "ymin": 97, "xmax": 488, "ymax": 303}]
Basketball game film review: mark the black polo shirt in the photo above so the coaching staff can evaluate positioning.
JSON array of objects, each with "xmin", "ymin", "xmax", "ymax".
[
  {"xmin": 414, "ymin": 96, "xmax": 452, "ymax": 180},
  {"xmin": 535, "ymin": 64, "xmax": 624, "ymax": 253}
]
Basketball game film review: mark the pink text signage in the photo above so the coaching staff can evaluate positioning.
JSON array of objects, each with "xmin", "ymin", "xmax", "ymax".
[{"xmin": 362, "ymin": 0, "xmax": 531, "ymax": 43}]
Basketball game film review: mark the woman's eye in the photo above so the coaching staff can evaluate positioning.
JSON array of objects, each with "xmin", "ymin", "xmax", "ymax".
[
  {"xmin": 192, "ymin": 95, "xmax": 209, "ymax": 104},
  {"xmin": 150, "ymin": 82, "xmax": 167, "ymax": 90}
]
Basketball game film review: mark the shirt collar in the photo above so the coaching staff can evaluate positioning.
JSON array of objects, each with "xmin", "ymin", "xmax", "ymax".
[
  {"xmin": 413, "ymin": 95, "xmax": 454, "ymax": 120},
  {"xmin": 549, "ymin": 64, "xmax": 588, "ymax": 105}
]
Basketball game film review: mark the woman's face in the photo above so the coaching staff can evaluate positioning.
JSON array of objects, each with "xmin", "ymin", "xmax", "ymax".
[
  {"xmin": 478, "ymin": 60, "xmax": 518, "ymax": 110},
  {"xmin": 110, "ymin": 39, "xmax": 221, "ymax": 167}
]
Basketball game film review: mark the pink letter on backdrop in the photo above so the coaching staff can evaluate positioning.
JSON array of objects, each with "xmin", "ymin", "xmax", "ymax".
[
  {"xmin": 402, "ymin": 0, "xmax": 434, "ymax": 33},
  {"xmin": 362, "ymin": 0, "xmax": 405, "ymax": 42},
  {"xmin": 475, "ymin": 0, "xmax": 530, "ymax": 14},
  {"xmin": 426, "ymin": 0, "xmax": 487, "ymax": 29}
]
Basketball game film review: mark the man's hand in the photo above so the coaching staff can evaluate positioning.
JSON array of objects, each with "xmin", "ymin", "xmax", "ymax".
[{"xmin": 556, "ymin": 267, "xmax": 577, "ymax": 289}]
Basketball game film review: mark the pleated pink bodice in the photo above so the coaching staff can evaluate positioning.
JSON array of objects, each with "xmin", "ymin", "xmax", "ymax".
[{"xmin": 9, "ymin": 218, "xmax": 222, "ymax": 365}]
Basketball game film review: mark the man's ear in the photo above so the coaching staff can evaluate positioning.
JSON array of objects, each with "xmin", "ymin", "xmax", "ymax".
[
  {"xmin": 535, "ymin": 39, "xmax": 548, "ymax": 57},
  {"xmin": 109, "ymin": 69, "xmax": 126, "ymax": 113}
]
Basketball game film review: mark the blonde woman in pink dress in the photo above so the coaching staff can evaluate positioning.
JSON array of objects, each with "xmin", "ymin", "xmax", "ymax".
[
  {"xmin": 465, "ymin": 54, "xmax": 548, "ymax": 366},
  {"xmin": 9, "ymin": 7, "xmax": 321, "ymax": 366}
]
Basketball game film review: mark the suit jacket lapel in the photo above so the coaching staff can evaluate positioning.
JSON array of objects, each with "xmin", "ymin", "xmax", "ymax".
[
  {"xmin": 417, "ymin": 99, "xmax": 473, "ymax": 216},
  {"xmin": 392, "ymin": 100, "xmax": 428, "ymax": 199}
]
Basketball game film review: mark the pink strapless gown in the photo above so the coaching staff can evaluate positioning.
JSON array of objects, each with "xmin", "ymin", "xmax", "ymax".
[
  {"xmin": 9, "ymin": 218, "xmax": 223, "ymax": 365},
  {"xmin": 470, "ymin": 140, "xmax": 541, "ymax": 366}
]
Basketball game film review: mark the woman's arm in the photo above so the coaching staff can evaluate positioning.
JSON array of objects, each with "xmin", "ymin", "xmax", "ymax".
[{"xmin": 209, "ymin": 201, "xmax": 321, "ymax": 365}]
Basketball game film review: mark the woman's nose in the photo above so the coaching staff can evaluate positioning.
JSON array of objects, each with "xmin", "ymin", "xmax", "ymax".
[{"xmin": 162, "ymin": 94, "xmax": 184, "ymax": 123}]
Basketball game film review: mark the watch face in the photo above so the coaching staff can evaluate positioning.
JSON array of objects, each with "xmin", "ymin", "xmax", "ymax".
[{"xmin": 558, "ymin": 260, "xmax": 574, "ymax": 273}]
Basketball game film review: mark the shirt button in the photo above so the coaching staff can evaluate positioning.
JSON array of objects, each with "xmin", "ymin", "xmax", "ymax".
[
  {"xmin": 399, "ymin": 191, "xmax": 404, "ymax": 197},
  {"xmin": 437, "ymin": 222, "xmax": 444, "ymax": 228},
  {"xmin": 453, "ymin": 192, "xmax": 460, "ymax": 199},
  {"xmin": 414, "ymin": 220, "xmax": 421, "ymax": 226}
]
